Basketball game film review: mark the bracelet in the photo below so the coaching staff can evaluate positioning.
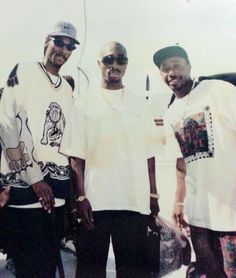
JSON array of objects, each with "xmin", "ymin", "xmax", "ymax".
[
  {"xmin": 150, "ymin": 193, "xmax": 160, "ymax": 199},
  {"xmin": 76, "ymin": 196, "xmax": 87, "ymax": 202},
  {"xmin": 174, "ymin": 202, "xmax": 184, "ymax": 207}
]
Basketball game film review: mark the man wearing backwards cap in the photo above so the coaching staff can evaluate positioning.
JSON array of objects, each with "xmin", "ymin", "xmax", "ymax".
[
  {"xmin": 153, "ymin": 46, "xmax": 236, "ymax": 277},
  {"xmin": 0, "ymin": 21, "xmax": 78, "ymax": 277}
]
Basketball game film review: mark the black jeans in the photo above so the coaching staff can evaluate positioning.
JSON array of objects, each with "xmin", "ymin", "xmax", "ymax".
[
  {"xmin": 2, "ymin": 206, "xmax": 65, "ymax": 278},
  {"xmin": 76, "ymin": 210, "xmax": 150, "ymax": 278}
]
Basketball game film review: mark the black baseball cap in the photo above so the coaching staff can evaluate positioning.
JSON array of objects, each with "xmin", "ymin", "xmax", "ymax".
[{"xmin": 153, "ymin": 46, "xmax": 189, "ymax": 69}]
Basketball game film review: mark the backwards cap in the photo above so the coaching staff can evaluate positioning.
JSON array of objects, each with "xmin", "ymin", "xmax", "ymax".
[{"xmin": 153, "ymin": 46, "xmax": 189, "ymax": 68}]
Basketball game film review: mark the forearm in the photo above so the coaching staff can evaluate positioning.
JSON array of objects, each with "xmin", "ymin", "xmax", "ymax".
[
  {"xmin": 175, "ymin": 158, "xmax": 186, "ymax": 203},
  {"xmin": 148, "ymin": 156, "xmax": 160, "ymax": 216},
  {"xmin": 70, "ymin": 157, "xmax": 94, "ymax": 229},
  {"xmin": 147, "ymin": 156, "xmax": 157, "ymax": 194},
  {"xmin": 70, "ymin": 157, "xmax": 86, "ymax": 197}
]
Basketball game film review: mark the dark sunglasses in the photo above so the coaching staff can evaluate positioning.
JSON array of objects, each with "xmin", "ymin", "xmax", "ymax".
[
  {"xmin": 53, "ymin": 38, "xmax": 76, "ymax": 51},
  {"xmin": 102, "ymin": 55, "xmax": 128, "ymax": 66}
]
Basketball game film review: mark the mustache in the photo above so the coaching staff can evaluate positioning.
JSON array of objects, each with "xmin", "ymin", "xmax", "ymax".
[
  {"xmin": 108, "ymin": 69, "xmax": 121, "ymax": 74},
  {"xmin": 54, "ymin": 53, "xmax": 67, "ymax": 60}
]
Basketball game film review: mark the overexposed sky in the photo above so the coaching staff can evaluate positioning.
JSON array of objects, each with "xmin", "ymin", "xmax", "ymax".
[{"xmin": 1, "ymin": 0, "xmax": 236, "ymax": 99}]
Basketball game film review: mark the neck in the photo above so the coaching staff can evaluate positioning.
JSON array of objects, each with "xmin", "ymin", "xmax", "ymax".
[
  {"xmin": 42, "ymin": 58, "xmax": 60, "ymax": 76},
  {"xmin": 101, "ymin": 80, "xmax": 124, "ymax": 90},
  {"xmin": 173, "ymin": 79, "xmax": 193, "ymax": 99}
]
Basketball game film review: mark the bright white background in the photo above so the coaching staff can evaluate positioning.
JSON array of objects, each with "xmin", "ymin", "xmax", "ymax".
[{"xmin": 1, "ymin": 0, "xmax": 236, "ymax": 100}]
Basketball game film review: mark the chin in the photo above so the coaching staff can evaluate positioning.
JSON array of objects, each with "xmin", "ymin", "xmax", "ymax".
[{"xmin": 108, "ymin": 79, "xmax": 120, "ymax": 84}]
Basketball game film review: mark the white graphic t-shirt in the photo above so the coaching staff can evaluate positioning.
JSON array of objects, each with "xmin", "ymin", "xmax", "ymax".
[{"xmin": 165, "ymin": 80, "xmax": 236, "ymax": 231}]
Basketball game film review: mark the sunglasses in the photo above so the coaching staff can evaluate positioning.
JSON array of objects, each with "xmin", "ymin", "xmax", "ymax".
[
  {"xmin": 53, "ymin": 38, "xmax": 76, "ymax": 51},
  {"xmin": 102, "ymin": 55, "xmax": 128, "ymax": 66}
]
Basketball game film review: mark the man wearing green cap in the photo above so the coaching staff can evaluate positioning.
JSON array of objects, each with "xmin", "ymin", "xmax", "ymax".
[{"xmin": 153, "ymin": 45, "xmax": 236, "ymax": 278}]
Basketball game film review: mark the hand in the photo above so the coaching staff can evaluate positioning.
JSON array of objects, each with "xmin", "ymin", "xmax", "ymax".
[
  {"xmin": 172, "ymin": 205, "xmax": 188, "ymax": 230},
  {"xmin": 32, "ymin": 180, "xmax": 55, "ymax": 213},
  {"xmin": 77, "ymin": 198, "xmax": 95, "ymax": 230},
  {"xmin": 0, "ymin": 186, "xmax": 10, "ymax": 207},
  {"xmin": 150, "ymin": 197, "xmax": 160, "ymax": 218}
]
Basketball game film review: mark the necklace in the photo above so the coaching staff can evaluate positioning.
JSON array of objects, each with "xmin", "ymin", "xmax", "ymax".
[
  {"xmin": 101, "ymin": 88, "xmax": 124, "ymax": 110},
  {"xmin": 38, "ymin": 62, "xmax": 62, "ymax": 89}
]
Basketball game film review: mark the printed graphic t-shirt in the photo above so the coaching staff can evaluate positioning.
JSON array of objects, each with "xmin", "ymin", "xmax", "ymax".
[{"xmin": 165, "ymin": 80, "xmax": 236, "ymax": 231}]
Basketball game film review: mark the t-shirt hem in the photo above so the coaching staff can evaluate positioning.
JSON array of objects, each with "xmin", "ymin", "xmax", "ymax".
[
  {"xmin": 189, "ymin": 220, "xmax": 236, "ymax": 232},
  {"xmin": 59, "ymin": 148, "xmax": 85, "ymax": 160},
  {"xmin": 91, "ymin": 206, "xmax": 150, "ymax": 215}
]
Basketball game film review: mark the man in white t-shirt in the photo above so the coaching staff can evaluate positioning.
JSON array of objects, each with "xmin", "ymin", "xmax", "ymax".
[
  {"xmin": 0, "ymin": 21, "xmax": 79, "ymax": 277},
  {"xmin": 153, "ymin": 45, "xmax": 236, "ymax": 278},
  {"xmin": 60, "ymin": 41, "xmax": 163, "ymax": 277}
]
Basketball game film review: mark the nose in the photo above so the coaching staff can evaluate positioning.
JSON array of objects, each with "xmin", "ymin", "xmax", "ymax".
[
  {"xmin": 168, "ymin": 68, "xmax": 177, "ymax": 77},
  {"xmin": 61, "ymin": 46, "xmax": 69, "ymax": 53},
  {"xmin": 111, "ymin": 61, "xmax": 119, "ymax": 67},
  {"xmin": 109, "ymin": 64, "xmax": 119, "ymax": 71}
]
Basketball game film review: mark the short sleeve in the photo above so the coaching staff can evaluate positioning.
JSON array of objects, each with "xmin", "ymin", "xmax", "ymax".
[
  {"xmin": 164, "ymin": 111, "xmax": 183, "ymax": 159},
  {"xmin": 60, "ymin": 97, "xmax": 87, "ymax": 159},
  {"xmin": 143, "ymin": 102, "xmax": 164, "ymax": 158}
]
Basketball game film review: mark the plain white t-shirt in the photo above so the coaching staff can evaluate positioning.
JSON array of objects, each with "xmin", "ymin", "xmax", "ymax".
[{"xmin": 60, "ymin": 88, "xmax": 163, "ymax": 215}]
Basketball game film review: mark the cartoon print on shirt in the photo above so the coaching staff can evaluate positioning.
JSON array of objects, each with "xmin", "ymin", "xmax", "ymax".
[
  {"xmin": 0, "ymin": 110, "xmax": 36, "ymax": 174},
  {"xmin": 41, "ymin": 102, "xmax": 65, "ymax": 147},
  {"xmin": 6, "ymin": 141, "xmax": 31, "ymax": 172},
  {"xmin": 7, "ymin": 63, "xmax": 19, "ymax": 88},
  {"xmin": 172, "ymin": 106, "xmax": 214, "ymax": 163}
]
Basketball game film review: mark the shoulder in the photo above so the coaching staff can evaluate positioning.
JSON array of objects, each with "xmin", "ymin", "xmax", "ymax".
[
  {"xmin": 72, "ymin": 93, "xmax": 91, "ymax": 112},
  {"xmin": 124, "ymin": 89, "xmax": 146, "ymax": 102},
  {"xmin": 62, "ymin": 75, "xmax": 75, "ymax": 91},
  {"xmin": 7, "ymin": 63, "xmax": 20, "ymax": 88},
  {"xmin": 198, "ymin": 79, "xmax": 236, "ymax": 101},
  {"xmin": 198, "ymin": 79, "xmax": 235, "ymax": 91},
  {"xmin": 6, "ymin": 62, "xmax": 35, "ymax": 88},
  {"xmin": 124, "ymin": 89, "xmax": 149, "ymax": 112}
]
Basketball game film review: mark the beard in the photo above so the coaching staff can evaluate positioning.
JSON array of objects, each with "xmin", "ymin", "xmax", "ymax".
[{"xmin": 107, "ymin": 78, "xmax": 120, "ymax": 84}]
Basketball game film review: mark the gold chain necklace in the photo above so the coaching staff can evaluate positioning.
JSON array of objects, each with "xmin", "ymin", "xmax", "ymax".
[{"xmin": 101, "ymin": 88, "xmax": 124, "ymax": 110}]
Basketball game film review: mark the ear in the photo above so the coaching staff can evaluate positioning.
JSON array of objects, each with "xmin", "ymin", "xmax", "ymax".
[
  {"xmin": 44, "ymin": 35, "xmax": 51, "ymax": 55},
  {"xmin": 97, "ymin": 59, "xmax": 101, "ymax": 67},
  {"xmin": 187, "ymin": 63, "xmax": 191, "ymax": 73}
]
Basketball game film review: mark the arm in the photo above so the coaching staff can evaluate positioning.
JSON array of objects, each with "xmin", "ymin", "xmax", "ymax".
[
  {"xmin": 70, "ymin": 157, "xmax": 94, "ymax": 230},
  {"xmin": 0, "ymin": 64, "xmax": 54, "ymax": 212},
  {"xmin": 172, "ymin": 157, "xmax": 188, "ymax": 229},
  {"xmin": 148, "ymin": 156, "xmax": 160, "ymax": 217},
  {"xmin": 0, "ymin": 187, "xmax": 10, "ymax": 208}
]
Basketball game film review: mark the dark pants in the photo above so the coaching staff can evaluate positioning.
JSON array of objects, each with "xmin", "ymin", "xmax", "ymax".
[
  {"xmin": 2, "ymin": 206, "xmax": 65, "ymax": 278},
  {"xmin": 190, "ymin": 225, "xmax": 236, "ymax": 278},
  {"xmin": 76, "ymin": 210, "xmax": 150, "ymax": 278}
]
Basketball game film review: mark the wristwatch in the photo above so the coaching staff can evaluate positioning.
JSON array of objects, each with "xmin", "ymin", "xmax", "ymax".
[{"xmin": 76, "ymin": 196, "xmax": 87, "ymax": 202}]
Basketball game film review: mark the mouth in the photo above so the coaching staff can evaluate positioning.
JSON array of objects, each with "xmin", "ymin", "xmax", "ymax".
[
  {"xmin": 54, "ymin": 54, "xmax": 66, "ymax": 62},
  {"xmin": 108, "ymin": 70, "xmax": 121, "ymax": 80},
  {"xmin": 168, "ymin": 77, "xmax": 181, "ymax": 87}
]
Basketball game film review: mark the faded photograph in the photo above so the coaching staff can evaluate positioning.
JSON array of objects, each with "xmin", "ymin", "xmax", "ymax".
[{"xmin": 0, "ymin": 0, "xmax": 236, "ymax": 277}]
